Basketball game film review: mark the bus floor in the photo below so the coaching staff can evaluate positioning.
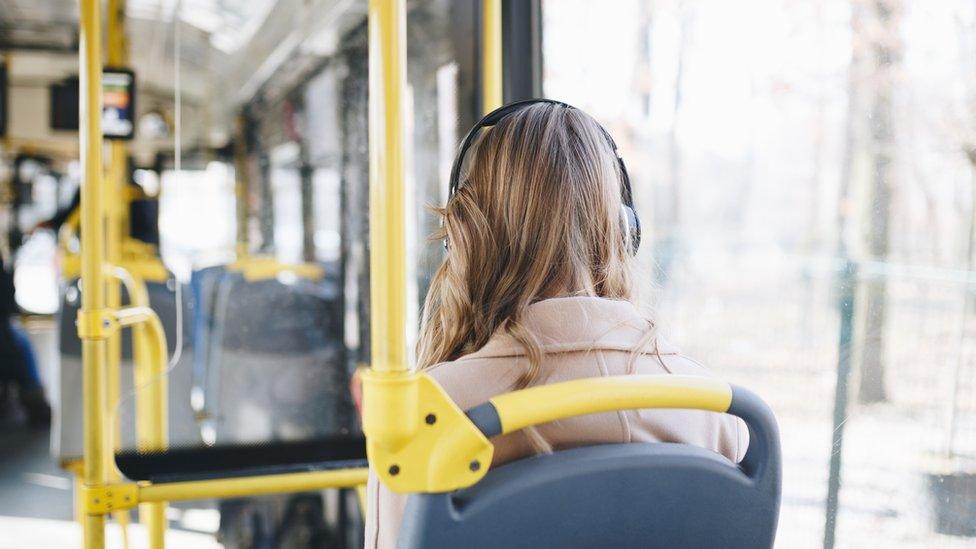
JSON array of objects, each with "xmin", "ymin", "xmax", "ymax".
[
  {"xmin": 0, "ymin": 320, "xmax": 222, "ymax": 549},
  {"xmin": 0, "ymin": 417, "xmax": 224, "ymax": 548}
]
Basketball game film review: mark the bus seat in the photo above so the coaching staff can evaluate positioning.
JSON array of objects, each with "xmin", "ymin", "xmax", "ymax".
[
  {"xmin": 205, "ymin": 267, "xmax": 355, "ymax": 443},
  {"xmin": 398, "ymin": 387, "xmax": 780, "ymax": 549},
  {"xmin": 55, "ymin": 276, "xmax": 197, "ymax": 460}
]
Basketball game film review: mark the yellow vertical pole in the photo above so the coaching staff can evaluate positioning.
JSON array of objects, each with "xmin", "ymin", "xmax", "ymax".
[
  {"xmin": 79, "ymin": 1, "xmax": 108, "ymax": 548},
  {"xmin": 105, "ymin": 3, "xmax": 134, "ymax": 546},
  {"xmin": 105, "ymin": 0, "xmax": 125, "ymax": 503},
  {"xmin": 367, "ymin": 0, "xmax": 408, "ymax": 375},
  {"xmin": 482, "ymin": 0, "xmax": 503, "ymax": 113},
  {"xmin": 0, "ymin": 55, "xmax": 9, "ymax": 152},
  {"xmin": 105, "ymin": 2, "xmax": 125, "ymax": 381},
  {"xmin": 133, "ymin": 314, "xmax": 168, "ymax": 549},
  {"xmin": 234, "ymin": 114, "xmax": 250, "ymax": 258},
  {"xmin": 107, "ymin": 0, "xmax": 131, "ymax": 246},
  {"xmin": 108, "ymin": 4, "xmax": 168, "ymax": 544}
]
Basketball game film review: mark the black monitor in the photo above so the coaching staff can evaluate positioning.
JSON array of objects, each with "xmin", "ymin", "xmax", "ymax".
[
  {"xmin": 47, "ymin": 70, "xmax": 136, "ymax": 138},
  {"xmin": 0, "ymin": 64, "xmax": 7, "ymax": 137},
  {"xmin": 49, "ymin": 76, "xmax": 80, "ymax": 131},
  {"xmin": 102, "ymin": 68, "xmax": 136, "ymax": 140}
]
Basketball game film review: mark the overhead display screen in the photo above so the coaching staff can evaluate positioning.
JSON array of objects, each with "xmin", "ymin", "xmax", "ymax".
[{"xmin": 102, "ymin": 68, "xmax": 135, "ymax": 140}]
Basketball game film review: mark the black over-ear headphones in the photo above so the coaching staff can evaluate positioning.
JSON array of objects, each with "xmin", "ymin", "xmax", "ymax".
[{"xmin": 447, "ymin": 98, "xmax": 642, "ymax": 255}]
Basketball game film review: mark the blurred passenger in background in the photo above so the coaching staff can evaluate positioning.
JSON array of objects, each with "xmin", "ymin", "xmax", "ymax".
[
  {"xmin": 0, "ymin": 251, "xmax": 51, "ymax": 426},
  {"xmin": 32, "ymin": 162, "xmax": 159, "ymax": 246},
  {"xmin": 31, "ymin": 187, "xmax": 78, "ymax": 235}
]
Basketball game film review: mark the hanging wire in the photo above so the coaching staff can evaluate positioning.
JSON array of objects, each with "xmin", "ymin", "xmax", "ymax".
[
  {"xmin": 111, "ymin": 0, "xmax": 184, "ymax": 451},
  {"xmin": 168, "ymin": 0, "xmax": 185, "ymax": 372}
]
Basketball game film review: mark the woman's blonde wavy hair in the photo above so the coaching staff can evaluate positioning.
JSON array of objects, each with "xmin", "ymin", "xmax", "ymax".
[{"xmin": 417, "ymin": 102, "xmax": 638, "ymax": 389}]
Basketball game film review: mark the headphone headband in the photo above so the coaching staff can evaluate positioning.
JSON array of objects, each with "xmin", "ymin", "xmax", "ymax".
[{"xmin": 447, "ymin": 99, "xmax": 641, "ymax": 254}]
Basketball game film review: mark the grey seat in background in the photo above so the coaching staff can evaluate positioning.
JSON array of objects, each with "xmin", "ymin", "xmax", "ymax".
[
  {"xmin": 206, "ymin": 268, "xmax": 355, "ymax": 444},
  {"xmin": 55, "ymin": 277, "xmax": 198, "ymax": 459}
]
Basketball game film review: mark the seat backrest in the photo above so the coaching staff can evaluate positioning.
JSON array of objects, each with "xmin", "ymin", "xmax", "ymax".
[{"xmin": 398, "ymin": 387, "xmax": 780, "ymax": 549}]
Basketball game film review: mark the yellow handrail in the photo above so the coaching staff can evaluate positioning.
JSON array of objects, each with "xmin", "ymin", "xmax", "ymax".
[
  {"xmin": 367, "ymin": 0, "xmax": 408, "ymax": 375},
  {"xmin": 115, "ymin": 305, "xmax": 169, "ymax": 458},
  {"xmin": 234, "ymin": 114, "xmax": 250, "ymax": 257},
  {"xmin": 75, "ymin": 4, "xmax": 367, "ymax": 548},
  {"xmin": 78, "ymin": 2, "xmax": 108, "ymax": 548},
  {"xmin": 362, "ymin": 0, "xmax": 503, "ymax": 496},
  {"xmin": 489, "ymin": 375, "xmax": 733, "ymax": 435},
  {"xmin": 482, "ymin": 0, "xmax": 503, "ymax": 113},
  {"xmin": 107, "ymin": 265, "xmax": 149, "ymax": 307},
  {"xmin": 227, "ymin": 254, "xmax": 325, "ymax": 282},
  {"xmin": 118, "ymin": 305, "xmax": 169, "ymax": 548},
  {"xmin": 85, "ymin": 468, "xmax": 369, "ymax": 514},
  {"xmin": 366, "ymin": 373, "xmax": 733, "ymax": 495},
  {"xmin": 140, "ymin": 468, "xmax": 368, "ymax": 504},
  {"xmin": 105, "ymin": 1, "xmax": 133, "ymax": 544}
]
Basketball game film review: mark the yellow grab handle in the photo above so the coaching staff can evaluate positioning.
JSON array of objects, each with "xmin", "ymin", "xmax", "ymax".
[{"xmin": 490, "ymin": 375, "xmax": 733, "ymax": 435}]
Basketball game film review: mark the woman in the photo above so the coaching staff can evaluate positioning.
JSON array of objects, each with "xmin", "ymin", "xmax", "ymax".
[{"xmin": 365, "ymin": 101, "xmax": 745, "ymax": 548}]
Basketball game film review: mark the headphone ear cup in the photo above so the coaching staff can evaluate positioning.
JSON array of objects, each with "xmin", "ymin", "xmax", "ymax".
[{"xmin": 621, "ymin": 205, "xmax": 641, "ymax": 255}]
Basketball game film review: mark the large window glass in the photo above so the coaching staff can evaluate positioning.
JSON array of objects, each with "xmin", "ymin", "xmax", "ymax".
[
  {"xmin": 544, "ymin": 0, "xmax": 976, "ymax": 546},
  {"xmin": 158, "ymin": 161, "xmax": 236, "ymax": 276}
]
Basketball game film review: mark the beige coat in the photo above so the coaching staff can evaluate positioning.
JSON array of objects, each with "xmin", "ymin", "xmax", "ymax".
[{"xmin": 364, "ymin": 296, "xmax": 747, "ymax": 549}]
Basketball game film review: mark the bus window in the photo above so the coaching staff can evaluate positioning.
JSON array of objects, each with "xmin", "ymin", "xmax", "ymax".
[
  {"xmin": 159, "ymin": 162, "xmax": 236, "ymax": 276},
  {"xmin": 543, "ymin": 1, "xmax": 976, "ymax": 546}
]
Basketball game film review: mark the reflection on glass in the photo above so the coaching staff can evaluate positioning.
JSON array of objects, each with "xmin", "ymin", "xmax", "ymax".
[{"xmin": 544, "ymin": 0, "xmax": 976, "ymax": 546}]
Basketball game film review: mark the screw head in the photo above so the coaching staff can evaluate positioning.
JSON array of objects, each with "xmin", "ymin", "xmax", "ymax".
[
  {"xmin": 389, "ymin": 464, "xmax": 400, "ymax": 476},
  {"xmin": 425, "ymin": 413, "xmax": 436, "ymax": 425},
  {"xmin": 469, "ymin": 460, "xmax": 481, "ymax": 472}
]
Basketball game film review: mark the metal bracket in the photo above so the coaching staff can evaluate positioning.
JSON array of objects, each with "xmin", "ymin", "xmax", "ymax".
[
  {"xmin": 362, "ymin": 371, "xmax": 494, "ymax": 493},
  {"xmin": 82, "ymin": 483, "xmax": 140, "ymax": 514},
  {"xmin": 75, "ymin": 308, "xmax": 119, "ymax": 340}
]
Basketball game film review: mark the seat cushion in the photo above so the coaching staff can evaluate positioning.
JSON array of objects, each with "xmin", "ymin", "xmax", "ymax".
[{"xmin": 398, "ymin": 442, "xmax": 779, "ymax": 549}]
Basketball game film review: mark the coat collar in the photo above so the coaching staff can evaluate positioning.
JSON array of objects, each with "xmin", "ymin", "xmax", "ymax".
[{"xmin": 456, "ymin": 296, "xmax": 677, "ymax": 361}]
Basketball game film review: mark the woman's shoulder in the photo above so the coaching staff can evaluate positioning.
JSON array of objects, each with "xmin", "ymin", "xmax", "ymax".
[
  {"xmin": 638, "ymin": 337, "xmax": 720, "ymax": 378},
  {"xmin": 424, "ymin": 355, "xmax": 519, "ymax": 411}
]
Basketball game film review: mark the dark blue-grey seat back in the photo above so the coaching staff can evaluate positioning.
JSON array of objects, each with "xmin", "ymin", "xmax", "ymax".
[
  {"xmin": 201, "ymin": 265, "xmax": 355, "ymax": 443},
  {"xmin": 398, "ymin": 387, "xmax": 780, "ymax": 549}
]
